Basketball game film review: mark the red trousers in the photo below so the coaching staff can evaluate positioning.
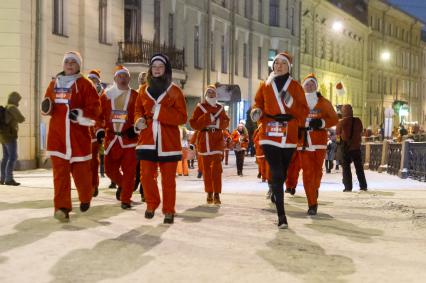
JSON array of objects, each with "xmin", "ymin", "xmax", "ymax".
[
  {"xmin": 286, "ymin": 151, "xmax": 301, "ymax": 189},
  {"xmin": 201, "ymin": 154, "xmax": 222, "ymax": 193},
  {"xmin": 140, "ymin": 160, "xmax": 178, "ymax": 214},
  {"xmin": 257, "ymin": 157, "xmax": 270, "ymax": 181},
  {"xmin": 91, "ymin": 142, "xmax": 100, "ymax": 193},
  {"xmin": 197, "ymin": 153, "xmax": 203, "ymax": 173},
  {"xmin": 177, "ymin": 148, "xmax": 189, "ymax": 176},
  {"xmin": 51, "ymin": 156, "xmax": 92, "ymax": 211},
  {"xmin": 300, "ymin": 149, "xmax": 326, "ymax": 206},
  {"xmin": 104, "ymin": 143, "xmax": 137, "ymax": 204}
]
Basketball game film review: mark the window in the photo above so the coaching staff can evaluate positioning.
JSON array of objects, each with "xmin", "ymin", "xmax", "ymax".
[
  {"xmin": 124, "ymin": 0, "xmax": 141, "ymax": 42},
  {"xmin": 221, "ymin": 35, "xmax": 227, "ymax": 73},
  {"xmin": 257, "ymin": 46, "xmax": 262, "ymax": 79},
  {"xmin": 269, "ymin": 0, "xmax": 279, "ymax": 27},
  {"xmin": 258, "ymin": 0, "xmax": 263, "ymax": 23},
  {"xmin": 168, "ymin": 13, "xmax": 174, "ymax": 47},
  {"xmin": 52, "ymin": 0, "xmax": 66, "ymax": 36},
  {"xmin": 243, "ymin": 43, "xmax": 249, "ymax": 77},
  {"xmin": 154, "ymin": 0, "xmax": 161, "ymax": 44},
  {"xmin": 244, "ymin": 0, "xmax": 250, "ymax": 18},
  {"xmin": 99, "ymin": 0, "xmax": 108, "ymax": 43},
  {"xmin": 194, "ymin": 26, "xmax": 201, "ymax": 68},
  {"xmin": 289, "ymin": 7, "xmax": 295, "ymax": 35},
  {"xmin": 211, "ymin": 31, "xmax": 215, "ymax": 71}
]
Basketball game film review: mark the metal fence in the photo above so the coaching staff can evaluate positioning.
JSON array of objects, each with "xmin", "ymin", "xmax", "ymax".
[
  {"xmin": 369, "ymin": 143, "xmax": 383, "ymax": 171},
  {"xmin": 407, "ymin": 142, "xmax": 426, "ymax": 182},
  {"xmin": 386, "ymin": 142, "xmax": 402, "ymax": 176}
]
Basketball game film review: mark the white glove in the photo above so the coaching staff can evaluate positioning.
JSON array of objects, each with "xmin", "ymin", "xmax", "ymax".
[
  {"xmin": 151, "ymin": 104, "xmax": 158, "ymax": 114},
  {"xmin": 134, "ymin": 117, "xmax": 147, "ymax": 133},
  {"xmin": 250, "ymin": 108, "xmax": 262, "ymax": 122}
]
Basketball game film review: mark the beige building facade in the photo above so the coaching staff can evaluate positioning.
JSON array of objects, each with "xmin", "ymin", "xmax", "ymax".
[
  {"xmin": 367, "ymin": 0, "xmax": 423, "ymax": 129},
  {"xmin": 0, "ymin": 0, "xmax": 301, "ymax": 169},
  {"xmin": 300, "ymin": 0, "xmax": 370, "ymax": 122}
]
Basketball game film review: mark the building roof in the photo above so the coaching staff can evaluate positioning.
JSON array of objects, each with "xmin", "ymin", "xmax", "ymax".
[{"xmin": 327, "ymin": 0, "xmax": 369, "ymax": 25}]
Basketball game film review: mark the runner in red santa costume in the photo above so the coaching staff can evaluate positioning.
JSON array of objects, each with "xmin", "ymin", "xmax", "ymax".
[
  {"xmin": 189, "ymin": 85, "xmax": 230, "ymax": 204},
  {"xmin": 250, "ymin": 51, "xmax": 309, "ymax": 229},
  {"xmin": 41, "ymin": 51, "xmax": 101, "ymax": 222},
  {"xmin": 134, "ymin": 54, "xmax": 187, "ymax": 224},
  {"xmin": 97, "ymin": 65, "xmax": 139, "ymax": 210},
  {"xmin": 87, "ymin": 69, "xmax": 104, "ymax": 197},
  {"xmin": 298, "ymin": 73, "xmax": 338, "ymax": 215}
]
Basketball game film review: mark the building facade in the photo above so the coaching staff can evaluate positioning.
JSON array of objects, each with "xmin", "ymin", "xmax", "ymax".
[
  {"xmin": 366, "ymin": 0, "xmax": 423, "ymax": 129},
  {"xmin": 0, "ymin": 0, "xmax": 301, "ymax": 169}
]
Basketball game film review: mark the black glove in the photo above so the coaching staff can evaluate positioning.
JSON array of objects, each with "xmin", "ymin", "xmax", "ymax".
[
  {"xmin": 273, "ymin": 114, "xmax": 293, "ymax": 122},
  {"xmin": 41, "ymin": 98, "xmax": 52, "ymax": 114},
  {"xmin": 189, "ymin": 144, "xmax": 195, "ymax": 151},
  {"xmin": 69, "ymin": 109, "xmax": 79, "ymax": 122},
  {"xmin": 309, "ymin": 118, "xmax": 323, "ymax": 130},
  {"xmin": 96, "ymin": 131, "xmax": 105, "ymax": 144},
  {"xmin": 125, "ymin": 126, "xmax": 138, "ymax": 139}
]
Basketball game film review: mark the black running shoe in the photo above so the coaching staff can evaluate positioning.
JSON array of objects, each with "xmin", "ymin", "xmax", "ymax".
[
  {"xmin": 163, "ymin": 214, "xmax": 174, "ymax": 224},
  {"xmin": 278, "ymin": 215, "xmax": 288, "ymax": 229},
  {"xmin": 116, "ymin": 187, "xmax": 121, "ymax": 201},
  {"xmin": 80, "ymin": 202, "xmax": 90, "ymax": 212},
  {"xmin": 145, "ymin": 210, "xmax": 155, "ymax": 219}
]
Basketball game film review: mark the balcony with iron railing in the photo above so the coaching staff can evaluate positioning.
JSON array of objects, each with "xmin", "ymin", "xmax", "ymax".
[{"xmin": 117, "ymin": 39, "xmax": 185, "ymax": 71}]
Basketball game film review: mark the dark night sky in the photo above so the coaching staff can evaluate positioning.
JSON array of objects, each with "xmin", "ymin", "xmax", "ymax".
[{"xmin": 387, "ymin": 0, "xmax": 426, "ymax": 23}]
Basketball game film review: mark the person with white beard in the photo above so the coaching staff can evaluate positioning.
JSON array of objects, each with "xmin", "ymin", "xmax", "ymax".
[{"xmin": 189, "ymin": 85, "xmax": 230, "ymax": 204}]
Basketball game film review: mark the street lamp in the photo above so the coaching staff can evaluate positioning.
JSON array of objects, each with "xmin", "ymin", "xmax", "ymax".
[
  {"xmin": 332, "ymin": 21, "xmax": 343, "ymax": 33},
  {"xmin": 381, "ymin": 51, "xmax": 391, "ymax": 62}
]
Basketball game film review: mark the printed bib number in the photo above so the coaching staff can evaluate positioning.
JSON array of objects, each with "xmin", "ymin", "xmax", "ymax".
[
  {"xmin": 266, "ymin": 121, "xmax": 287, "ymax": 137},
  {"xmin": 54, "ymin": 87, "xmax": 72, "ymax": 104},
  {"xmin": 306, "ymin": 109, "xmax": 321, "ymax": 128},
  {"xmin": 111, "ymin": 110, "xmax": 128, "ymax": 123}
]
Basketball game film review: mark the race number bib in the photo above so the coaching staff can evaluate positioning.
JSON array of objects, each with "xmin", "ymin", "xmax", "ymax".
[
  {"xmin": 266, "ymin": 121, "xmax": 287, "ymax": 137},
  {"xmin": 306, "ymin": 109, "xmax": 321, "ymax": 128},
  {"xmin": 54, "ymin": 87, "xmax": 72, "ymax": 104},
  {"xmin": 111, "ymin": 110, "xmax": 128, "ymax": 123}
]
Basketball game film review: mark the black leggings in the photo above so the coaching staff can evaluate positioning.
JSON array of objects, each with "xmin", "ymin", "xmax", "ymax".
[
  {"xmin": 235, "ymin": 150, "xmax": 245, "ymax": 174},
  {"xmin": 262, "ymin": 145, "xmax": 295, "ymax": 217}
]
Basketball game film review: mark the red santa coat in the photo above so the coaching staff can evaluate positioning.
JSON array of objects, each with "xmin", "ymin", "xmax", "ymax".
[
  {"xmin": 253, "ymin": 77, "xmax": 309, "ymax": 148},
  {"xmin": 135, "ymin": 83, "xmax": 187, "ymax": 160},
  {"xmin": 189, "ymin": 102, "xmax": 230, "ymax": 156},
  {"xmin": 231, "ymin": 129, "xmax": 249, "ymax": 151},
  {"xmin": 298, "ymin": 94, "xmax": 338, "ymax": 151},
  {"xmin": 43, "ymin": 76, "xmax": 101, "ymax": 162},
  {"xmin": 98, "ymin": 88, "xmax": 139, "ymax": 155}
]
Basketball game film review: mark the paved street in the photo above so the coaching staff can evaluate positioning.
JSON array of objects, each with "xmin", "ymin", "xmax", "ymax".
[{"xmin": 0, "ymin": 156, "xmax": 425, "ymax": 283}]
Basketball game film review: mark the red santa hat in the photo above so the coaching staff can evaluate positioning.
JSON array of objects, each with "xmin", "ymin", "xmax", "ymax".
[
  {"xmin": 302, "ymin": 73, "xmax": 318, "ymax": 90},
  {"xmin": 88, "ymin": 69, "xmax": 101, "ymax": 81},
  {"xmin": 114, "ymin": 65, "xmax": 130, "ymax": 77},
  {"xmin": 63, "ymin": 51, "xmax": 82, "ymax": 68},
  {"xmin": 204, "ymin": 84, "xmax": 217, "ymax": 96}
]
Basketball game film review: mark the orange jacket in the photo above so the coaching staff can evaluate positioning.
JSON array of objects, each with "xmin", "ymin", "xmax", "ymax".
[
  {"xmin": 223, "ymin": 129, "xmax": 232, "ymax": 150},
  {"xmin": 231, "ymin": 129, "xmax": 249, "ymax": 151},
  {"xmin": 98, "ymin": 88, "xmax": 139, "ymax": 155},
  {"xmin": 299, "ymin": 95, "xmax": 338, "ymax": 151},
  {"xmin": 253, "ymin": 77, "xmax": 309, "ymax": 148},
  {"xmin": 43, "ymin": 76, "xmax": 101, "ymax": 162},
  {"xmin": 135, "ymin": 83, "xmax": 187, "ymax": 159},
  {"xmin": 189, "ymin": 102, "xmax": 230, "ymax": 155}
]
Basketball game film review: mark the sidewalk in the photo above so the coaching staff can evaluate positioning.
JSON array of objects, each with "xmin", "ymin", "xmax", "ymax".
[{"xmin": 0, "ymin": 156, "xmax": 425, "ymax": 282}]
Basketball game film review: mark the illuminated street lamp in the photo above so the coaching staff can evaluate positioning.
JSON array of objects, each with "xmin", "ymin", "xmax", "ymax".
[
  {"xmin": 332, "ymin": 21, "xmax": 343, "ymax": 33},
  {"xmin": 381, "ymin": 51, "xmax": 391, "ymax": 61}
]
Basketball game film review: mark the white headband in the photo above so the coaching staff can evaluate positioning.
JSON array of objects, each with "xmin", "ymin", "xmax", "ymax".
[
  {"xmin": 114, "ymin": 69, "xmax": 130, "ymax": 77},
  {"xmin": 88, "ymin": 74, "xmax": 100, "ymax": 80},
  {"xmin": 303, "ymin": 77, "xmax": 318, "ymax": 90},
  {"xmin": 273, "ymin": 54, "xmax": 291, "ymax": 71},
  {"xmin": 150, "ymin": 55, "xmax": 167, "ymax": 65},
  {"xmin": 63, "ymin": 53, "xmax": 82, "ymax": 67}
]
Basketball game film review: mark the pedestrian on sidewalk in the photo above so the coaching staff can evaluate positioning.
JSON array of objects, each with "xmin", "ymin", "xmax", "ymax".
[
  {"xmin": 177, "ymin": 125, "xmax": 189, "ymax": 176},
  {"xmin": 325, "ymin": 134, "xmax": 337, "ymax": 173},
  {"xmin": 336, "ymin": 104, "xmax": 367, "ymax": 192},
  {"xmin": 222, "ymin": 128, "xmax": 232, "ymax": 165},
  {"xmin": 0, "ymin": 91, "xmax": 25, "ymax": 186},
  {"xmin": 297, "ymin": 74, "xmax": 338, "ymax": 215},
  {"xmin": 189, "ymin": 130, "xmax": 203, "ymax": 178},
  {"xmin": 97, "ymin": 65, "xmax": 139, "ymax": 210},
  {"xmin": 189, "ymin": 85, "xmax": 230, "ymax": 205},
  {"xmin": 231, "ymin": 123, "xmax": 249, "ymax": 176},
  {"xmin": 87, "ymin": 69, "xmax": 104, "ymax": 197},
  {"xmin": 134, "ymin": 53, "xmax": 187, "ymax": 224},
  {"xmin": 250, "ymin": 51, "xmax": 309, "ymax": 229},
  {"xmin": 41, "ymin": 51, "xmax": 101, "ymax": 222},
  {"xmin": 253, "ymin": 124, "xmax": 270, "ymax": 184}
]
